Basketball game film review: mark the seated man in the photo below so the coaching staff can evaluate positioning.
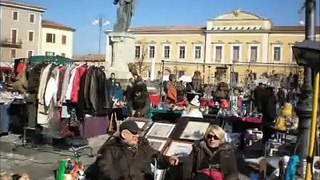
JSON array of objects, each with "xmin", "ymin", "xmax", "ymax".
[{"xmin": 95, "ymin": 120, "xmax": 179, "ymax": 180}]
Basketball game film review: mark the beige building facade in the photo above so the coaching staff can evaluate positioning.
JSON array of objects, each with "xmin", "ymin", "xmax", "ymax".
[
  {"xmin": 41, "ymin": 20, "xmax": 75, "ymax": 59},
  {"xmin": 130, "ymin": 10, "xmax": 320, "ymax": 84},
  {"xmin": 0, "ymin": 0, "xmax": 45, "ymax": 66}
]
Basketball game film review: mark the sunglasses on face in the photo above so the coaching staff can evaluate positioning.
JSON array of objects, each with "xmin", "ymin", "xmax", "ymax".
[{"xmin": 207, "ymin": 134, "xmax": 220, "ymax": 140}]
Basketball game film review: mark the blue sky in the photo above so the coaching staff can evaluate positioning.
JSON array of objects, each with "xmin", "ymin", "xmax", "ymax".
[{"xmin": 21, "ymin": 0, "xmax": 319, "ymax": 55}]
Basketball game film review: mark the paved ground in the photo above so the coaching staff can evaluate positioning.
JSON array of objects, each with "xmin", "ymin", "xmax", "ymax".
[
  {"xmin": 0, "ymin": 134, "xmax": 109, "ymax": 179},
  {"xmin": 0, "ymin": 133, "xmax": 277, "ymax": 180}
]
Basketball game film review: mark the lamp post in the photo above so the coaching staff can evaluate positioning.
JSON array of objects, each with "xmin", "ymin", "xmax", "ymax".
[
  {"xmin": 293, "ymin": 39, "xmax": 320, "ymax": 179},
  {"xmin": 159, "ymin": 60, "xmax": 165, "ymax": 106},
  {"xmin": 292, "ymin": 0, "xmax": 317, "ymax": 176},
  {"xmin": 92, "ymin": 17, "xmax": 110, "ymax": 55},
  {"xmin": 208, "ymin": 65, "xmax": 211, "ymax": 84}
]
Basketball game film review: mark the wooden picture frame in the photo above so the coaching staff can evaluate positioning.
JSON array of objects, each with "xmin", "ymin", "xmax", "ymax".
[
  {"xmin": 164, "ymin": 140, "xmax": 193, "ymax": 161},
  {"xmin": 179, "ymin": 121, "xmax": 210, "ymax": 141},
  {"xmin": 146, "ymin": 122, "xmax": 176, "ymax": 139},
  {"xmin": 147, "ymin": 138, "xmax": 169, "ymax": 152}
]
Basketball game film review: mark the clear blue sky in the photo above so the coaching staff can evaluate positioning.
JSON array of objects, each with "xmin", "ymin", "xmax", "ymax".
[{"xmin": 20, "ymin": 0, "xmax": 319, "ymax": 55}]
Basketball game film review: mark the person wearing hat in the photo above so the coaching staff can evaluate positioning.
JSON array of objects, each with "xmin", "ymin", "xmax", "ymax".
[
  {"xmin": 127, "ymin": 81, "xmax": 150, "ymax": 117},
  {"xmin": 93, "ymin": 120, "xmax": 179, "ymax": 180},
  {"xmin": 181, "ymin": 95, "xmax": 203, "ymax": 118},
  {"xmin": 183, "ymin": 124, "xmax": 238, "ymax": 180}
]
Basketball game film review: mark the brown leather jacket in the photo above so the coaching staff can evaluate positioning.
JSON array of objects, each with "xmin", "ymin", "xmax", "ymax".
[
  {"xmin": 183, "ymin": 141, "xmax": 238, "ymax": 180},
  {"xmin": 95, "ymin": 137, "xmax": 170, "ymax": 180}
]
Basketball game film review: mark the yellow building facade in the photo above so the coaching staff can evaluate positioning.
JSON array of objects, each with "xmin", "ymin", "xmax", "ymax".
[{"xmin": 131, "ymin": 10, "xmax": 319, "ymax": 84}]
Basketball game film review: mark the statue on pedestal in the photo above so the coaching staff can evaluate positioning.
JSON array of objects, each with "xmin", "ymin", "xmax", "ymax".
[{"xmin": 113, "ymin": 0, "xmax": 136, "ymax": 32}]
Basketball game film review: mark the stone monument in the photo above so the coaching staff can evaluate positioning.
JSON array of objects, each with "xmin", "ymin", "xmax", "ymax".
[{"xmin": 106, "ymin": 0, "xmax": 136, "ymax": 80}]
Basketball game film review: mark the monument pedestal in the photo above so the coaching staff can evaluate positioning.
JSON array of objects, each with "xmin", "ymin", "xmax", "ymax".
[{"xmin": 106, "ymin": 32, "xmax": 135, "ymax": 80}]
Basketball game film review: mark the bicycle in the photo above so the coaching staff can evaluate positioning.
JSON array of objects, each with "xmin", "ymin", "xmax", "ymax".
[{"xmin": 56, "ymin": 145, "xmax": 94, "ymax": 180}]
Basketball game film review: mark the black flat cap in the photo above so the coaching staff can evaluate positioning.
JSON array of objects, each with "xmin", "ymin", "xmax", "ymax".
[{"xmin": 120, "ymin": 120, "xmax": 141, "ymax": 134}]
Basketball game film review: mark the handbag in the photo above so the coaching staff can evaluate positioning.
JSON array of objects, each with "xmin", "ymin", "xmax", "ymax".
[{"xmin": 197, "ymin": 169, "xmax": 224, "ymax": 180}]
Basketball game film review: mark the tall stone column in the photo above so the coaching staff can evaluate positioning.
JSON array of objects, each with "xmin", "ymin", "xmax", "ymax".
[{"xmin": 106, "ymin": 32, "xmax": 135, "ymax": 80}]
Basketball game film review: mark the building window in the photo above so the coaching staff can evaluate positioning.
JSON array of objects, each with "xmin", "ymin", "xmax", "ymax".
[
  {"xmin": 11, "ymin": 49, "xmax": 16, "ymax": 58},
  {"xmin": 179, "ymin": 46, "xmax": 186, "ymax": 59},
  {"xmin": 13, "ymin": 11, "xmax": 18, "ymax": 21},
  {"xmin": 29, "ymin": 14, "xmax": 35, "ymax": 23},
  {"xmin": 61, "ymin": 53, "xmax": 66, "ymax": 57},
  {"xmin": 27, "ymin": 51, "xmax": 33, "ymax": 58},
  {"xmin": 45, "ymin": 52, "xmax": 55, "ymax": 56},
  {"xmin": 164, "ymin": 45, "xmax": 170, "ymax": 59},
  {"xmin": 46, "ymin": 33, "xmax": 56, "ymax": 43},
  {"xmin": 232, "ymin": 46, "xmax": 240, "ymax": 62},
  {"xmin": 11, "ymin": 29, "xmax": 17, "ymax": 43},
  {"xmin": 273, "ymin": 46, "xmax": 281, "ymax": 61},
  {"xmin": 28, "ymin": 31, "xmax": 34, "ymax": 42},
  {"xmin": 135, "ymin": 46, "xmax": 141, "ymax": 58},
  {"xmin": 250, "ymin": 46, "xmax": 258, "ymax": 62},
  {"xmin": 62, "ymin": 35, "xmax": 67, "ymax": 45},
  {"xmin": 215, "ymin": 46, "xmax": 222, "ymax": 62},
  {"xmin": 149, "ymin": 45, "xmax": 155, "ymax": 58},
  {"xmin": 195, "ymin": 46, "xmax": 201, "ymax": 59},
  {"xmin": 178, "ymin": 71, "xmax": 185, "ymax": 78}
]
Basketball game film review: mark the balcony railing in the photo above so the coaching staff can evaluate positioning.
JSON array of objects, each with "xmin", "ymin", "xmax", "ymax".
[{"xmin": 0, "ymin": 38, "xmax": 22, "ymax": 48}]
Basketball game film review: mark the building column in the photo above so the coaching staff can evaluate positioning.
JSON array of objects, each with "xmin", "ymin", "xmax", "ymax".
[{"xmin": 150, "ymin": 58, "xmax": 156, "ymax": 81}]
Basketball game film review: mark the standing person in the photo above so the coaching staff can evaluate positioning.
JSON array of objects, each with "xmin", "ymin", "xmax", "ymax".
[
  {"xmin": 127, "ymin": 82, "xmax": 150, "ymax": 117},
  {"xmin": 277, "ymin": 87, "xmax": 286, "ymax": 107},
  {"xmin": 261, "ymin": 87, "xmax": 277, "ymax": 144},
  {"xmin": 106, "ymin": 73, "xmax": 116, "ymax": 104},
  {"xmin": 112, "ymin": 82, "xmax": 125, "ymax": 121},
  {"xmin": 181, "ymin": 95, "xmax": 203, "ymax": 118},
  {"xmin": 183, "ymin": 124, "xmax": 238, "ymax": 180},
  {"xmin": 93, "ymin": 120, "xmax": 179, "ymax": 180},
  {"xmin": 253, "ymin": 83, "xmax": 264, "ymax": 113},
  {"xmin": 125, "ymin": 78, "xmax": 135, "ymax": 101},
  {"xmin": 166, "ymin": 74, "xmax": 177, "ymax": 104},
  {"xmin": 176, "ymin": 80, "xmax": 186, "ymax": 103}
]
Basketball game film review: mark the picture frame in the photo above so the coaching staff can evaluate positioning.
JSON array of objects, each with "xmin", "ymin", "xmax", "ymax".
[
  {"xmin": 179, "ymin": 121, "xmax": 210, "ymax": 141},
  {"xmin": 147, "ymin": 138, "xmax": 169, "ymax": 152},
  {"xmin": 146, "ymin": 122, "xmax": 176, "ymax": 139},
  {"xmin": 164, "ymin": 140, "xmax": 193, "ymax": 162}
]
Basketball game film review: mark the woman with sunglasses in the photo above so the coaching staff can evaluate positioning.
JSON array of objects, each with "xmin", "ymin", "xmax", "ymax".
[{"xmin": 183, "ymin": 124, "xmax": 238, "ymax": 180}]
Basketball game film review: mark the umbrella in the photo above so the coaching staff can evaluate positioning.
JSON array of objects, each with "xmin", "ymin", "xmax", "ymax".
[{"xmin": 179, "ymin": 75, "xmax": 192, "ymax": 82}]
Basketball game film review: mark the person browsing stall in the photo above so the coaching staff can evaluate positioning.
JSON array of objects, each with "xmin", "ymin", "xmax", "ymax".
[
  {"xmin": 95, "ymin": 120, "xmax": 179, "ymax": 180},
  {"xmin": 183, "ymin": 124, "xmax": 238, "ymax": 180},
  {"xmin": 181, "ymin": 95, "xmax": 203, "ymax": 118},
  {"xmin": 127, "ymin": 81, "xmax": 150, "ymax": 117}
]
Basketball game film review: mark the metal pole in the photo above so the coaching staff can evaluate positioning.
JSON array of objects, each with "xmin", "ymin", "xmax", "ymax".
[
  {"xmin": 98, "ymin": 17, "xmax": 102, "ymax": 55},
  {"xmin": 159, "ymin": 60, "xmax": 165, "ymax": 106},
  {"xmin": 306, "ymin": 72, "xmax": 319, "ymax": 180},
  {"xmin": 295, "ymin": 0, "xmax": 315, "ymax": 176}
]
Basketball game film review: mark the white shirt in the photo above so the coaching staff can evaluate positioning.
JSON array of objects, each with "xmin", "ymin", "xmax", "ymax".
[{"xmin": 181, "ymin": 109, "xmax": 203, "ymax": 118}]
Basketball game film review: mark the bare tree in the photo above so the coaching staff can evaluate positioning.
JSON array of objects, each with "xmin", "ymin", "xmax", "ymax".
[{"xmin": 135, "ymin": 40, "xmax": 149, "ymax": 77}]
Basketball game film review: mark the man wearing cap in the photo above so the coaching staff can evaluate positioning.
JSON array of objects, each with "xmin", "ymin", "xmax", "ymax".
[{"xmin": 94, "ymin": 120, "xmax": 179, "ymax": 180}]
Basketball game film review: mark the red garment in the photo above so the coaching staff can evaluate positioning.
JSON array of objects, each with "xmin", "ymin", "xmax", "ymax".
[
  {"xmin": 197, "ymin": 169, "xmax": 224, "ymax": 180},
  {"xmin": 16, "ymin": 62, "xmax": 26, "ymax": 75},
  {"xmin": 70, "ymin": 65, "xmax": 87, "ymax": 103}
]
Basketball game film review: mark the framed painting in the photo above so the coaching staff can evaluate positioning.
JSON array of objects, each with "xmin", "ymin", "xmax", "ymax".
[
  {"xmin": 179, "ymin": 121, "xmax": 210, "ymax": 141},
  {"xmin": 146, "ymin": 122, "xmax": 176, "ymax": 138},
  {"xmin": 147, "ymin": 138, "xmax": 168, "ymax": 152},
  {"xmin": 164, "ymin": 140, "xmax": 193, "ymax": 162}
]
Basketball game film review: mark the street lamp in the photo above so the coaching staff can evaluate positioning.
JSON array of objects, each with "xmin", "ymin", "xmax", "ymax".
[
  {"xmin": 92, "ymin": 17, "xmax": 110, "ymax": 55},
  {"xmin": 292, "ymin": 40, "xmax": 320, "ymax": 180},
  {"xmin": 292, "ymin": 0, "xmax": 317, "ymax": 177}
]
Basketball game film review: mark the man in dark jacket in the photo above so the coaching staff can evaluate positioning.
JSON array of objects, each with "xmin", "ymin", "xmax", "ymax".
[
  {"xmin": 127, "ymin": 81, "xmax": 150, "ymax": 117},
  {"xmin": 95, "ymin": 120, "xmax": 179, "ymax": 180}
]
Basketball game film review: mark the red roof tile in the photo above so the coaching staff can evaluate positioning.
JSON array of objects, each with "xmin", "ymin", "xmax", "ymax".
[
  {"xmin": 130, "ymin": 26, "xmax": 205, "ymax": 34},
  {"xmin": 42, "ymin": 20, "xmax": 75, "ymax": 32}
]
